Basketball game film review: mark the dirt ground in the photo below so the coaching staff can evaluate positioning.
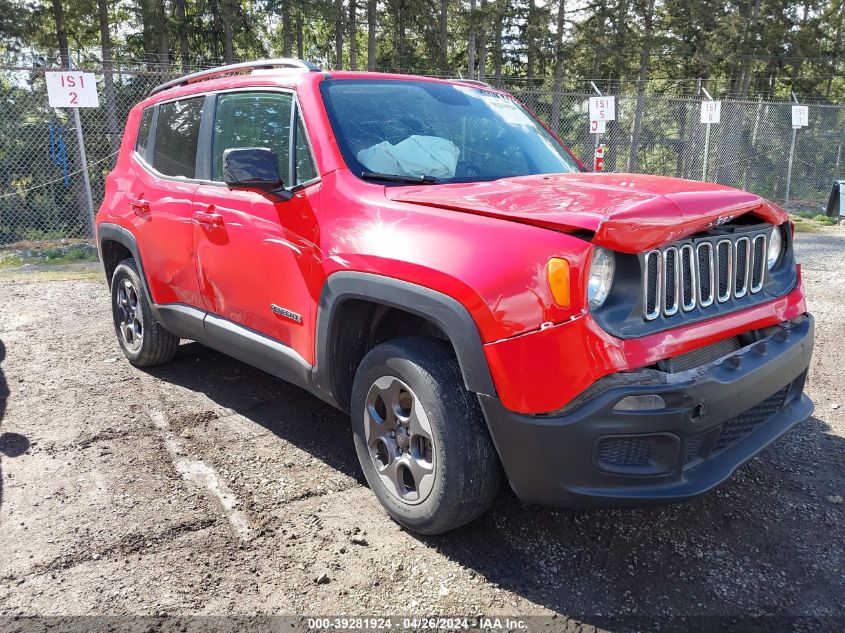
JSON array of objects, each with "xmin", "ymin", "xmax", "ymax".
[{"xmin": 0, "ymin": 229, "xmax": 843, "ymax": 630}]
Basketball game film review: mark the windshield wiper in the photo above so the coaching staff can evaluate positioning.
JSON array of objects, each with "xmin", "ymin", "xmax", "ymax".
[{"xmin": 361, "ymin": 171, "xmax": 439, "ymax": 184}]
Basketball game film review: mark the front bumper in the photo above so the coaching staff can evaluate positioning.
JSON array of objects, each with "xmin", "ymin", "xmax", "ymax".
[{"xmin": 479, "ymin": 314, "xmax": 814, "ymax": 507}]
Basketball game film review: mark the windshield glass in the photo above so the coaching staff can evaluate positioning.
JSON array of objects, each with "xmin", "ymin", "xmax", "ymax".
[{"xmin": 320, "ymin": 79, "xmax": 581, "ymax": 183}]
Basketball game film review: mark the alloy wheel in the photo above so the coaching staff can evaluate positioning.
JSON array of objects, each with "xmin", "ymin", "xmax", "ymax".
[
  {"xmin": 363, "ymin": 376, "xmax": 436, "ymax": 504},
  {"xmin": 116, "ymin": 278, "xmax": 143, "ymax": 352}
]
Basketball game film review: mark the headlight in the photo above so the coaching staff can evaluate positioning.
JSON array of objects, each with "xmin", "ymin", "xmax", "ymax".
[
  {"xmin": 588, "ymin": 247, "xmax": 615, "ymax": 310},
  {"xmin": 767, "ymin": 226, "xmax": 783, "ymax": 270}
]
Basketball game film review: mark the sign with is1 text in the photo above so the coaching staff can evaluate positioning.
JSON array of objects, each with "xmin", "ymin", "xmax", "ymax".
[
  {"xmin": 791, "ymin": 105, "xmax": 809, "ymax": 128},
  {"xmin": 588, "ymin": 96, "xmax": 616, "ymax": 122},
  {"xmin": 700, "ymin": 100, "xmax": 721, "ymax": 124},
  {"xmin": 46, "ymin": 71, "xmax": 99, "ymax": 108}
]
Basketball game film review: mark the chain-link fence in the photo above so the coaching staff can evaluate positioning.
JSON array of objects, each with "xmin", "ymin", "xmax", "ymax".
[{"xmin": 2, "ymin": 63, "xmax": 844, "ymax": 246}]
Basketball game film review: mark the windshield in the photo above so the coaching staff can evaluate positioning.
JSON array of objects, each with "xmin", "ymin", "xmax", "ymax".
[{"xmin": 319, "ymin": 79, "xmax": 581, "ymax": 184}]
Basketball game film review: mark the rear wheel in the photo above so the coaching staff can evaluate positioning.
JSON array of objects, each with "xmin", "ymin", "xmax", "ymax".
[
  {"xmin": 110, "ymin": 258, "xmax": 179, "ymax": 366},
  {"xmin": 351, "ymin": 336, "xmax": 502, "ymax": 534}
]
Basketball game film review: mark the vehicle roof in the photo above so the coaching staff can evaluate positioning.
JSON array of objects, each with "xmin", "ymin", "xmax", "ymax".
[{"xmin": 141, "ymin": 68, "xmax": 509, "ymax": 107}]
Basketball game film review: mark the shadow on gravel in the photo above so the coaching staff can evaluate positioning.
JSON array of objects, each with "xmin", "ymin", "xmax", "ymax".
[
  {"xmin": 145, "ymin": 342, "xmax": 362, "ymax": 482},
  {"xmin": 0, "ymin": 338, "xmax": 31, "ymax": 511},
  {"xmin": 146, "ymin": 343, "xmax": 844, "ymax": 625},
  {"xmin": 420, "ymin": 415, "xmax": 845, "ymax": 623}
]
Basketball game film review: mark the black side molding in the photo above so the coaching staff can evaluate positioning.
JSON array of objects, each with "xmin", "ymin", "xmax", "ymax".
[
  {"xmin": 313, "ymin": 272, "xmax": 496, "ymax": 406},
  {"xmin": 204, "ymin": 313, "xmax": 312, "ymax": 392},
  {"xmin": 97, "ymin": 229, "xmax": 495, "ymax": 412}
]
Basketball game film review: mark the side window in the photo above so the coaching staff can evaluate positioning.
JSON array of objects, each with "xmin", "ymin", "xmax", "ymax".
[
  {"xmin": 135, "ymin": 106, "xmax": 154, "ymax": 159},
  {"xmin": 294, "ymin": 113, "xmax": 318, "ymax": 184},
  {"xmin": 212, "ymin": 92, "xmax": 293, "ymax": 183},
  {"xmin": 152, "ymin": 97, "xmax": 203, "ymax": 178}
]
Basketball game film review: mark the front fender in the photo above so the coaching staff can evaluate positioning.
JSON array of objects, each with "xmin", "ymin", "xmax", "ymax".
[{"xmin": 312, "ymin": 272, "xmax": 497, "ymax": 408}]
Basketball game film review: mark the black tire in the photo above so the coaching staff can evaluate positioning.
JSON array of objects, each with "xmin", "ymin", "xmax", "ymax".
[
  {"xmin": 351, "ymin": 336, "xmax": 502, "ymax": 534},
  {"xmin": 110, "ymin": 258, "xmax": 180, "ymax": 367}
]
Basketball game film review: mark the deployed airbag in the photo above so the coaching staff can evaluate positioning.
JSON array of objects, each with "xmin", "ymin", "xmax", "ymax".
[{"xmin": 357, "ymin": 135, "xmax": 460, "ymax": 178}]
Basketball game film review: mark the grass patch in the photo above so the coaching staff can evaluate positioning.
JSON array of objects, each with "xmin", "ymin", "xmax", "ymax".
[
  {"xmin": 791, "ymin": 210, "xmax": 839, "ymax": 225},
  {"xmin": 0, "ymin": 267, "xmax": 102, "ymax": 283},
  {"xmin": 789, "ymin": 211, "xmax": 841, "ymax": 232},
  {"xmin": 0, "ymin": 243, "xmax": 98, "ymax": 268}
]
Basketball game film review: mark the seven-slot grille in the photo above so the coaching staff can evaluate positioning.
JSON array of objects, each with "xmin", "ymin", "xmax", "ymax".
[{"xmin": 643, "ymin": 231, "xmax": 768, "ymax": 321}]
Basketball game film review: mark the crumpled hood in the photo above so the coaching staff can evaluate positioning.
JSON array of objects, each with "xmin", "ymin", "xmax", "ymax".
[{"xmin": 385, "ymin": 173, "xmax": 787, "ymax": 253}]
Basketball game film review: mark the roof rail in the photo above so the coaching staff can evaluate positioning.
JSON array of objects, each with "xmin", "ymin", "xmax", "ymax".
[
  {"xmin": 458, "ymin": 79, "xmax": 494, "ymax": 89},
  {"xmin": 148, "ymin": 58, "xmax": 321, "ymax": 97}
]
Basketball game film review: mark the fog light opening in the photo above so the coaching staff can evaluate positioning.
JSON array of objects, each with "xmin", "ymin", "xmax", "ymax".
[{"xmin": 613, "ymin": 394, "xmax": 666, "ymax": 412}]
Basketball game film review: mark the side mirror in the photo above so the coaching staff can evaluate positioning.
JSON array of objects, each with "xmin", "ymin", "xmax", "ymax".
[{"xmin": 222, "ymin": 147, "xmax": 293, "ymax": 201}]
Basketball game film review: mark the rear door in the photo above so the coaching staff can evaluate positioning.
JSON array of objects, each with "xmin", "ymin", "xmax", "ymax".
[
  {"xmin": 126, "ymin": 96, "xmax": 204, "ymax": 307},
  {"xmin": 191, "ymin": 90, "xmax": 322, "ymax": 363}
]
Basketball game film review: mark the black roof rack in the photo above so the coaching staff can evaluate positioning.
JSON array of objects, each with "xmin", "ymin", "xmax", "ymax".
[
  {"xmin": 148, "ymin": 58, "xmax": 321, "ymax": 97},
  {"xmin": 457, "ymin": 79, "xmax": 494, "ymax": 89}
]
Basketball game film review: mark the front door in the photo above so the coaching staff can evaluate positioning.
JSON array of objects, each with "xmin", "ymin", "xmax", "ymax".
[{"xmin": 191, "ymin": 90, "xmax": 322, "ymax": 364}]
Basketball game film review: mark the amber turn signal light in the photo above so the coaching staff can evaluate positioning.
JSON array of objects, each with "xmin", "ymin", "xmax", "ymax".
[{"xmin": 547, "ymin": 258, "xmax": 571, "ymax": 307}]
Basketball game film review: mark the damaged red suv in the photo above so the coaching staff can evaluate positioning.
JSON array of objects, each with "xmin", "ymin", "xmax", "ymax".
[{"xmin": 97, "ymin": 59, "xmax": 814, "ymax": 534}]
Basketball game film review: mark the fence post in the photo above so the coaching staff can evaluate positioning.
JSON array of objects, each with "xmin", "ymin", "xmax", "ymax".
[
  {"xmin": 590, "ymin": 81, "xmax": 602, "ymax": 151},
  {"xmin": 699, "ymin": 86, "xmax": 715, "ymax": 182},
  {"xmin": 71, "ymin": 107, "xmax": 96, "ymax": 236},
  {"xmin": 67, "ymin": 54, "xmax": 96, "ymax": 236},
  {"xmin": 785, "ymin": 126, "xmax": 797, "ymax": 204}
]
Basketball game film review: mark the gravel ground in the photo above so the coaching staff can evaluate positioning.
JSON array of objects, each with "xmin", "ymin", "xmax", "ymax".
[{"xmin": 0, "ymin": 229, "xmax": 843, "ymax": 630}]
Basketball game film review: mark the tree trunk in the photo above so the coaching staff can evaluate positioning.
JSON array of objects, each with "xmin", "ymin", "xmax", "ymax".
[
  {"xmin": 827, "ymin": 0, "xmax": 845, "ymax": 97},
  {"xmin": 296, "ymin": 5, "xmax": 304, "ymax": 58},
  {"xmin": 208, "ymin": 0, "xmax": 220, "ymax": 61},
  {"xmin": 628, "ymin": 0, "xmax": 655, "ymax": 172},
  {"xmin": 467, "ymin": 0, "xmax": 476, "ymax": 76},
  {"xmin": 367, "ymin": 0, "xmax": 376, "ymax": 70},
  {"xmin": 334, "ymin": 0, "xmax": 343, "ymax": 69},
  {"xmin": 174, "ymin": 0, "xmax": 190, "ymax": 68},
  {"xmin": 526, "ymin": 0, "xmax": 535, "ymax": 88},
  {"xmin": 612, "ymin": 0, "xmax": 628, "ymax": 82},
  {"xmin": 138, "ymin": 0, "xmax": 157, "ymax": 69},
  {"xmin": 493, "ymin": 6, "xmax": 502, "ymax": 81},
  {"xmin": 591, "ymin": 0, "xmax": 607, "ymax": 74},
  {"xmin": 221, "ymin": 0, "xmax": 234, "ymax": 63},
  {"xmin": 156, "ymin": 0, "xmax": 169, "ymax": 70},
  {"xmin": 97, "ymin": 0, "xmax": 120, "ymax": 152},
  {"xmin": 349, "ymin": 0, "xmax": 357, "ymax": 70},
  {"xmin": 51, "ymin": 0, "xmax": 70, "ymax": 67},
  {"xmin": 281, "ymin": 0, "xmax": 293, "ymax": 57},
  {"xmin": 550, "ymin": 0, "xmax": 565, "ymax": 133},
  {"xmin": 397, "ymin": 0, "xmax": 407, "ymax": 69},
  {"xmin": 738, "ymin": 0, "xmax": 761, "ymax": 97},
  {"xmin": 477, "ymin": 0, "xmax": 487, "ymax": 80},
  {"xmin": 439, "ymin": 0, "xmax": 449, "ymax": 73}
]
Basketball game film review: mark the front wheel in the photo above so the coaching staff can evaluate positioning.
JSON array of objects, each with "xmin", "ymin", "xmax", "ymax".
[{"xmin": 351, "ymin": 337, "xmax": 502, "ymax": 534}]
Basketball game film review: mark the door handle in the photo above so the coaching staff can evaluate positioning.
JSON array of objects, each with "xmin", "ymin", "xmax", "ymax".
[
  {"xmin": 128, "ymin": 197, "xmax": 150, "ymax": 215},
  {"xmin": 192, "ymin": 210, "xmax": 224, "ymax": 227}
]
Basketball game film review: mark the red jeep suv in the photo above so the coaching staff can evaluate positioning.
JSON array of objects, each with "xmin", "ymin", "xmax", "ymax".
[{"xmin": 97, "ymin": 59, "xmax": 814, "ymax": 534}]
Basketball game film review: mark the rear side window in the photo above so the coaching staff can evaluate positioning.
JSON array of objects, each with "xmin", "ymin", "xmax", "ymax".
[
  {"xmin": 153, "ymin": 97, "xmax": 203, "ymax": 178},
  {"xmin": 135, "ymin": 107, "xmax": 153, "ymax": 159},
  {"xmin": 212, "ymin": 92, "xmax": 293, "ymax": 182}
]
